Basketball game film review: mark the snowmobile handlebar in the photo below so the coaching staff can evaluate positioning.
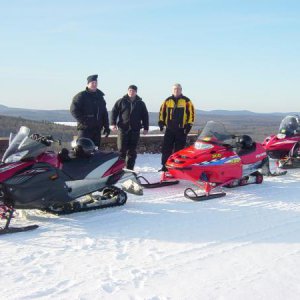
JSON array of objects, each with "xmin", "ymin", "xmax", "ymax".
[{"xmin": 30, "ymin": 134, "xmax": 61, "ymax": 146}]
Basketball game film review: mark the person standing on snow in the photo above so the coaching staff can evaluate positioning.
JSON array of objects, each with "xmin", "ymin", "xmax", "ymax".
[
  {"xmin": 111, "ymin": 85, "xmax": 149, "ymax": 170},
  {"xmin": 70, "ymin": 74, "xmax": 110, "ymax": 148},
  {"xmin": 158, "ymin": 83, "xmax": 195, "ymax": 171}
]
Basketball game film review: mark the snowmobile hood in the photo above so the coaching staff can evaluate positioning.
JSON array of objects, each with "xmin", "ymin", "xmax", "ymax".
[{"xmin": 166, "ymin": 143, "xmax": 233, "ymax": 169}]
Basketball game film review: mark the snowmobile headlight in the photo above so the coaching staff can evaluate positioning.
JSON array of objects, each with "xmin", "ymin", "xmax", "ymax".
[
  {"xmin": 4, "ymin": 150, "xmax": 29, "ymax": 163},
  {"xmin": 276, "ymin": 133, "xmax": 286, "ymax": 139},
  {"xmin": 194, "ymin": 142, "xmax": 213, "ymax": 150}
]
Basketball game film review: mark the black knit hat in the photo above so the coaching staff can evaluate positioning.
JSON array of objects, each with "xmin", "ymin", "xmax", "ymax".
[
  {"xmin": 87, "ymin": 74, "xmax": 98, "ymax": 83},
  {"xmin": 128, "ymin": 84, "xmax": 138, "ymax": 91}
]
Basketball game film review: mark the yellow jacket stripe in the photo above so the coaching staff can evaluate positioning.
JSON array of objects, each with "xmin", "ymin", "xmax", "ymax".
[{"xmin": 159, "ymin": 95, "xmax": 195, "ymax": 128}]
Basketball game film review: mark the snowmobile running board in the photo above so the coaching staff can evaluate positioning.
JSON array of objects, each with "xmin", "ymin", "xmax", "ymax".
[
  {"xmin": 184, "ymin": 188, "xmax": 226, "ymax": 201},
  {"xmin": 137, "ymin": 175, "xmax": 179, "ymax": 188},
  {"xmin": 0, "ymin": 225, "xmax": 39, "ymax": 235}
]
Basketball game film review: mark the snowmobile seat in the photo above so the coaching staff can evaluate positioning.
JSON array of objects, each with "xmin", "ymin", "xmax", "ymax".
[
  {"xmin": 235, "ymin": 135, "xmax": 256, "ymax": 156},
  {"xmin": 236, "ymin": 142, "xmax": 257, "ymax": 156},
  {"xmin": 58, "ymin": 148, "xmax": 72, "ymax": 162},
  {"xmin": 61, "ymin": 151, "xmax": 119, "ymax": 180}
]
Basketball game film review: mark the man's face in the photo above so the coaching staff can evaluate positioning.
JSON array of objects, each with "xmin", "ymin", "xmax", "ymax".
[
  {"xmin": 87, "ymin": 80, "xmax": 98, "ymax": 91},
  {"xmin": 128, "ymin": 88, "xmax": 137, "ymax": 98},
  {"xmin": 172, "ymin": 86, "xmax": 182, "ymax": 98}
]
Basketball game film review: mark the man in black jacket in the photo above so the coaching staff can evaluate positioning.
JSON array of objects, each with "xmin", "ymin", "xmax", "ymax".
[
  {"xmin": 70, "ymin": 74, "xmax": 110, "ymax": 148},
  {"xmin": 111, "ymin": 85, "xmax": 149, "ymax": 170}
]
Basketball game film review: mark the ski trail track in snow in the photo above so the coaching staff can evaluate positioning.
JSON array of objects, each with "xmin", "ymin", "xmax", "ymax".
[{"xmin": 1, "ymin": 154, "xmax": 300, "ymax": 299}]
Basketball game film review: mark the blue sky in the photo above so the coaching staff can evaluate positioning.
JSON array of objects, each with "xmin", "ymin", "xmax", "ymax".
[{"xmin": 0, "ymin": 0, "xmax": 299, "ymax": 113}]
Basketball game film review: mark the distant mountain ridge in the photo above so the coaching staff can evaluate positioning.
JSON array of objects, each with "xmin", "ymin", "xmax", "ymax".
[
  {"xmin": 0, "ymin": 104, "xmax": 74, "ymax": 122},
  {"xmin": 0, "ymin": 104, "xmax": 297, "ymax": 123},
  {"xmin": 1, "ymin": 104, "xmax": 298, "ymax": 142}
]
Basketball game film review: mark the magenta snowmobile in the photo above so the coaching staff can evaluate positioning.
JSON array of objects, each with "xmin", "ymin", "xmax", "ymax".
[
  {"xmin": 263, "ymin": 115, "xmax": 300, "ymax": 168},
  {"xmin": 0, "ymin": 126, "xmax": 142, "ymax": 234}
]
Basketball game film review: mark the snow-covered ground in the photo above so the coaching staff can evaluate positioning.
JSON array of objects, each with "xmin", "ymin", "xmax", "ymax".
[{"xmin": 1, "ymin": 154, "xmax": 300, "ymax": 300}]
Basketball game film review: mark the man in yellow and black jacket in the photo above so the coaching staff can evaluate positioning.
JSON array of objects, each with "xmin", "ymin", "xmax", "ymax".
[{"xmin": 158, "ymin": 83, "xmax": 195, "ymax": 171}]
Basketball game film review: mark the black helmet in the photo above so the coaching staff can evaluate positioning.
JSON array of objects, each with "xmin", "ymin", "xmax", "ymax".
[
  {"xmin": 74, "ymin": 138, "xmax": 95, "ymax": 157},
  {"xmin": 238, "ymin": 135, "xmax": 253, "ymax": 149}
]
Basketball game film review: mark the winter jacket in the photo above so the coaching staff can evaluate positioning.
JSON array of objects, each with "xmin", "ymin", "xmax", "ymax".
[
  {"xmin": 158, "ymin": 95, "xmax": 195, "ymax": 129},
  {"xmin": 111, "ymin": 95, "xmax": 149, "ymax": 131},
  {"xmin": 70, "ymin": 88, "xmax": 109, "ymax": 131}
]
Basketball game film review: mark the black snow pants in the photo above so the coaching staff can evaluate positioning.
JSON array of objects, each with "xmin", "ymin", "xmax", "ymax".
[
  {"xmin": 161, "ymin": 128, "xmax": 187, "ymax": 166},
  {"xmin": 117, "ymin": 129, "xmax": 140, "ymax": 170}
]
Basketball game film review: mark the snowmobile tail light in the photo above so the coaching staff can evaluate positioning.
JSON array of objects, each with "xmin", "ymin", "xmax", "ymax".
[
  {"xmin": 4, "ymin": 151, "xmax": 29, "ymax": 163},
  {"xmin": 194, "ymin": 142, "xmax": 213, "ymax": 150}
]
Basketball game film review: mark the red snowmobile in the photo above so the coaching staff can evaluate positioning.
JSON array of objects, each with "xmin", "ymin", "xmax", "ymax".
[
  {"xmin": 140, "ymin": 121, "xmax": 271, "ymax": 201},
  {"xmin": 263, "ymin": 115, "xmax": 300, "ymax": 169},
  {"xmin": 0, "ymin": 126, "xmax": 142, "ymax": 234}
]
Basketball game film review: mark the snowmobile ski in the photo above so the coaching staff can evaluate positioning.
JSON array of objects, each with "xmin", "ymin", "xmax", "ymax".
[
  {"xmin": 260, "ymin": 157, "xmax": 287, "ymax": 176},
  {"xmin": 0, "ymin": 225, "xmax": 39, "ymax": 235},
  {"xmin": 184, "ymin": 188, "xmax": 226, "ymax": 201},
  {"xmin": 266, "ymin": 170, "xmax": 287, "ymax": 176},
  {"xmin": 278, "ymin": 157, "xmax": 300, "ymax": 169},
  {"xmin": 0, "ymin": 205, "xmax": 38, "ymax": 235},
  {"xmin": 137, "ymin": 175, "xmax": 179, "ymax": 188}
]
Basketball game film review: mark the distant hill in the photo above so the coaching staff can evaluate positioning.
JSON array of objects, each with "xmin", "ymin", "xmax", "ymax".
[
  {"xmin": 0, "ymin": 104, "xmax": 75, "ymax": 122},
  {"xmin": 0, "ymin": 114, "xmax": 76, "ymax": 143},
  {"xmin": 0, "ymin": 103, "xmax": 297, "ymax": 124}
]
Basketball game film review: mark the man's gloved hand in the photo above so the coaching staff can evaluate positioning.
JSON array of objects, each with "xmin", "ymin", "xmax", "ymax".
[
  {"xmin": 184, "ymin": 124, "xmax": 192, "ymax": 135},
  {"xmin": 158, "ymin": 121, "xmax": 165, "ymax": 132},
  {"xmin": 103, "ymin": 127, "xmax": 111, "ymax": 137}
]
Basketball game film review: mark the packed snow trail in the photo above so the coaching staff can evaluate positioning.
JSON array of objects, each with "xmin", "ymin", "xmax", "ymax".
[{"xmin": 1, "ymin": 154, "xmax": 300, "ymax": 299}]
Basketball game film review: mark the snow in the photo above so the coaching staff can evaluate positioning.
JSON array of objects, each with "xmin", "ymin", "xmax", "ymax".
[{"xmin": 1, "ymin": 154, "xmax": 300, "ymax": 299}]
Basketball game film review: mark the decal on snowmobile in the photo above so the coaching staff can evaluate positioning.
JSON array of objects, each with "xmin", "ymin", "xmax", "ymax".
[
  {"xmin": 255, "ymin": 152, "xmax": 267, "ymax": 159},
  {"xmin": 0, "ymin": 162, "xmax": 24, "ymax": 173},
  {"xmin": 193, "ymin": 155, "xmax": 240, "ymax": 166},
  {"xmin": 212, "ymin": 153, "xmax": 222, "ymax": 159},
  {"xmin": 224, "ymin": 156, "xmax": 241, "ymax": 164},
  {"xmin": 226, "ymin": 158, "xmax": 241, "ymax": 164},
  {"xmin": 21, "ymin": 168, "xmax": 50, "ymax": 175}
]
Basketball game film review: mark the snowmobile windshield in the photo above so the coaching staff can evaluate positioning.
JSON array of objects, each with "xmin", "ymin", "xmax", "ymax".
[
  {"xmin": 2, "ymin": 127, "xmax": 47, "ymax": 163},
  {"xmin": 279, "ymin": 115, "xmax": 300, "ymax": 136},
  {"xmin": 197, "ymin": 121, "xmax": 234, "ymax": 145}
]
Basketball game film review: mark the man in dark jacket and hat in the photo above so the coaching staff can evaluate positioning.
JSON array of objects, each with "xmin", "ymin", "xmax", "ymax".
[
  {"xmin": 70, "ymin": 74, "xmax": 110, "ymax": 148},
  {"xmin": 111, "ymin": 85, "xmax": 149, "ymax": 170}
]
